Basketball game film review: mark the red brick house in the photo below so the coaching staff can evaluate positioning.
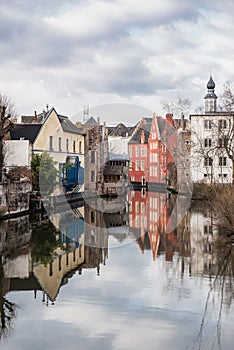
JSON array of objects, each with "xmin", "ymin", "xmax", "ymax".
[{"xmin": 128, "ymin": 114, "xmax": 177, "ymax": 189}]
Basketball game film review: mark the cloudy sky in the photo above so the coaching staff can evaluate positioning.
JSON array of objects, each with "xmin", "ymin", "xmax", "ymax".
[{"xmin": 0, "ymin": 0, "xmax": 234, "ymax": 123}]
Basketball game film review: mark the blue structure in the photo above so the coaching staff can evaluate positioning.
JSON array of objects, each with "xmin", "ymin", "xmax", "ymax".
[{"xmin": 61, "ymin": 156, "xmax": 84, "ymax": 192}]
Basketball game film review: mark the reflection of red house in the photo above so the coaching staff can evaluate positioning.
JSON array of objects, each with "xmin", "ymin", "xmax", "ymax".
[
  {"xmin": 128, "ymin": 114, "xmax": 177, "ymax": 188},
  {"xmin": 128, "ymin": 190, "xmax": 177, "ymax": 261}
]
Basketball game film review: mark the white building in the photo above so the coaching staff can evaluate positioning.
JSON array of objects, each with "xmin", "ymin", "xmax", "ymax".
[
  {"xmin": 190, "ymin": 76, "xmax": 233, "ymax": 184},
  {"xmin": 3, "ymin": 140, "xmax": 32, "ymax": 169}
]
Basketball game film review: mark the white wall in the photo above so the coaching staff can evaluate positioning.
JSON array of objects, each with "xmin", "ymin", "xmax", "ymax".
[
  {"xmin": 108, "ymin": 136, "xmax": 131, "ymax": 159},
  {"xmin": 190, "ymin": 114, "xmax": 233, "ymax": 184},
  {"xmin": 4, "ymin": 140, "xmax": 32, "ymax": 168}
]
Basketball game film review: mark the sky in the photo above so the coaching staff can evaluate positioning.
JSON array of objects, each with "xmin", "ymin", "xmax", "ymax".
[{"xmin": 0, "ymin": 0, "xmax": 234, "ymax": 124}]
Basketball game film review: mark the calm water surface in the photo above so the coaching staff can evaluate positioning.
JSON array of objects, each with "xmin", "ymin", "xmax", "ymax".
[{"xmin": 0, "ymin": 192, "xmax": 233, "ymax": 350}]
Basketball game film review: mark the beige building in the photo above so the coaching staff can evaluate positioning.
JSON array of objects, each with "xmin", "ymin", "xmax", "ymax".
[{"xmin": 11, "ymin": 107, "xmax": 86, "ymax": 193}]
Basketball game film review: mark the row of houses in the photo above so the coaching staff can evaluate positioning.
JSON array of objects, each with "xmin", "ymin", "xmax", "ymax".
[
  {"xmin": 127, "ymin": 76, "xmax": 234, "ymax": 188},
  {"xmin": 1, "ymin": 75, "xmax": 233, "ymax": 216}
]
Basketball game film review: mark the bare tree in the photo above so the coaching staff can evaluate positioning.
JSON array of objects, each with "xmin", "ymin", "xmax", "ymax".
[
  {"xmin": 0, "ymin": 95, "xmax": 17, "ymax": 181},
  {"xmin": 161, "ymin": 95, "xmax": 192, "ymax": 116},
  {"xmin": 219, "ymin": 81, "xmax": 234, "ymax": 112},
  {"xmin": 217, "ymin": 83, "xmax": 234, "ymax": 184}
]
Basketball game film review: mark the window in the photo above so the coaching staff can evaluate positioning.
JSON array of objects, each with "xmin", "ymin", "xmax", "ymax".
[
  {"xmin": 141, "ymin": 160, "xmax": 145, "ymax": 171},
  {"xmin": 79, "ymin": 141, "xmax": 82, "ymax": 153},
  {"xmin": 135, "ymin": 201, "xmax": 139, "ymax": 213},
  {"xmin": 66, "ymin": 139, "xmax": 69, "ymax": 152},
  {"xmin": 59, "ymin": 137, "xmax": 62, "ymax": 151},
  {"xmin": 219, "ymin": 119, "xmax": 227, "ymax": 129},
  {"xmin": 131, "ymin": 176, "xmax": 135, "ymax": 181},
  {"xmin": 218, "ymin": 138, "xmax": 227, "ymax": 148},
  {"xmin": 73, "ymin": 140, "xmax": 76, "ymax": 153},
  {"xmin": 49, "ymin": 136, "xmax": 53, "ymax": 150},
  {"xmin": 219, "ymin": 174, "xmax": 227, "ymax": 178},
  {"xmin": 152, "ymin": 132, "xmax": 156, "ymax": 139},
  {"xmin": 58, "ymin": 255, "xmax": 62, "ymax": 271},
  {"xmin": 91, "ymin": 150, "xmax": 95, "ymax": 163},
  {"xmin": 219, "ymin": 157, "xmax": 227, "ymax": 166},
  {"xmin": 204, "ymin": 120, "xmax": 212, "ymax": 129},
  {"xmin": 91, "ymin": 211, "xmax": 95, "ymax": 223},
  {"xmin": 204, "ymin": 138, "xmax": 212, "ymax": 147},
  {"xmin": 129, "ymin": 161, "xmax": 133, "ymax": 170},
  {"xmin": 49, "ymin": 261, "xmax": 53, "ymax": 276},
  {"xmin": 135, "ymin": 160, "xmax": 139, "ymax": 170},
  {"xmin": 204, "ymin": 225, "xmax": 212, "ymax": 235},
  {"xmin": 136, "ymin": 146, "xmax": 139, "ymax": 157},
  {"xmin": 204, "ymin": 157, "xmax": 213, "ymax": 166},
  {"xmin": 129, "ymin": 146, "xmax": 132, "ymax": 157},
  {"xmin": 91, "ymin": 170, "xmax": 95, "ymax": 182},
  {"xmin": 141, "ymin": 146, "xmax": 146, "ymax": 156}
]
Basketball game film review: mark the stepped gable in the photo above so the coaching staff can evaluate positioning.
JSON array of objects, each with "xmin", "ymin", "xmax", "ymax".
[{"xmin": 129, "ymin": 118, "xmax": 152, "ymax": 144}]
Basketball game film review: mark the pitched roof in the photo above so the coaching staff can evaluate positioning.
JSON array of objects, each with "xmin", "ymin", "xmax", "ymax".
[
  {"xmin": 129, "ymin": 118, "xmax": 152, "ymax": 144},
  {"xmin": 157, "ymin": 118, "xmax": 166, "ymax": 135},
  {"xmin": 129, "ymin": 125, "xmax": 151, "ymax": 144},
  {"xmin": 20, "ymin": 108, "xmax": 84, "ymax": 136},
  {"xmin": 58, "ymin": 115, "xmax": 84, "ymax": 135},
  {"xmin": 21, "ymin": 109, "xmax": 51, "ymax": 124},
  {"xmin": 109, "ymin": 123, "xmax": 132, "ymax": 137},
  {"xmin": 10, "ymin": 124, "xmax": 42, "ymax": 143},
  {"xmin": 85, "ymin": 116, "xmax": 98, "ymax": 125}
]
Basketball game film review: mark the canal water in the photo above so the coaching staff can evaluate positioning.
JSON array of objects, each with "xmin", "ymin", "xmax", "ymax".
[{"xmin": 0, "ymin": 191, "xmax": 233, "ymax": 350}]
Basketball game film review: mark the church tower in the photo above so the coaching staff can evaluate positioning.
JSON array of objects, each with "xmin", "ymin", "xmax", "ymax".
[{"xmin": 204, "ymin": 75, "xmax": 217, "ymax": 113}]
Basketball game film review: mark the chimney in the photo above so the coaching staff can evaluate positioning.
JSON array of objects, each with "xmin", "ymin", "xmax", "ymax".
[
  {"xmin": 166, "ymin": 113, "xmax": 174, "ymax": 126},
  {"xmin": 97, "ymin": 117, "xmax": 100, "ymax": 125},
  {"xmin": 141, "ymin": 130, "xmax": 145, "ymax": 143},
  {"xmin": 34, "ymin": 111, "xmax": 37, "ymax": 120},
  {"xmin": 46, "ymin": 104, "xmax": 49, "ymax": 112},
  {"xmin": 102, "ymin": 121, "xmax": 106, "ymax": 140},
  {"xmin": 181, "ymin": 112, "xmax": 185, "ymax": 130}
]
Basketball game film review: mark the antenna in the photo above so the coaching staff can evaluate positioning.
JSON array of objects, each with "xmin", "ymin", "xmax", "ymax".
[{"xmin": 83, "ymin": 105, "xmax": 89, "ymax": 123}]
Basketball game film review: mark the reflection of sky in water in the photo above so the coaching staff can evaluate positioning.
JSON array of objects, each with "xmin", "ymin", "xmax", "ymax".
[{"xmin": 4, "ymin": 241, "xmax": 234, "ymax": 350}]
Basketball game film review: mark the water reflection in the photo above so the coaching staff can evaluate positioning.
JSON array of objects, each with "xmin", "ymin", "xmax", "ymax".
[{"xmin": 0, "ymin": 192, "xmax": 233, "ymax": 349}]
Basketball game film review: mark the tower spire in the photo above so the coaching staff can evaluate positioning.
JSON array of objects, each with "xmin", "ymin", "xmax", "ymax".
[{"xmin": 204, "ymin": 75, "xmax": 217, "ymax": 113}]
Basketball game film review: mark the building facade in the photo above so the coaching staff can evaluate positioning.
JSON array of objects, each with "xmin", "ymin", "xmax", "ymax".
[
  {"xmin": 11, "ymin": 107, "xmax": 85, "ymax": 193},
  {"xmin": 190, "ymin": 77, "xmax": 234, "ymax": 184},
  {"xmin": 128, "ymin": 114, "xmax": 177, "ymax": 189}
]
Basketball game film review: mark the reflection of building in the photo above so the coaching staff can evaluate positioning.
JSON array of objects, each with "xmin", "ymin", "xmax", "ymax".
[
  {"xmin": 128, "ymin": 190, "xmax": 177, "ymax": 260},
  {"xmin": 33, "ymin": 239, "xmax": 85, "ymax": 302},
  {"xmin": 0, "ymin": 216, "xmax": 32, "ymax": 280},
  {"xmin": 0, "ymin": 214, "xmax": 85, "ymax": 305},
  {"xmin": 190, "ymin": 207, "xmax": 217, "ymax": 276}
]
